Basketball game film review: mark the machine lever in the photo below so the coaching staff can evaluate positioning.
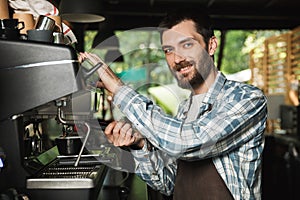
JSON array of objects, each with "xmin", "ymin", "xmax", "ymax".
[{"xmin": 79, "ymin": 62, "xmax": 103, "ymax": 80}]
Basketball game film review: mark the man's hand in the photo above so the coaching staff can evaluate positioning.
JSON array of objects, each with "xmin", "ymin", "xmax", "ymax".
[
  {"xmin": 104, "ymin": 120, "xmax": 145, "ymax": 149},
  {"xmin": 78, "ymin": 52, "xmax": 124, "ymax": 94}
]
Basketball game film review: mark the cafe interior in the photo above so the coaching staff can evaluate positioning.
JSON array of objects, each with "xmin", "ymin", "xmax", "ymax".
[{"xmin": 1, "ymin": 0, "xmax": 300, "ymax": 199}]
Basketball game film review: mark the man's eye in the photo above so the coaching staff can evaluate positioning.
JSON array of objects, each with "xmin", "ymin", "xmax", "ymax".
[
  {"xmin": 183, "ymin": 42, "xmax": 193, "ymax": 48},
  {"xmin": 163, "ymin": 48, "xmax": 173, "ymax": 54}
]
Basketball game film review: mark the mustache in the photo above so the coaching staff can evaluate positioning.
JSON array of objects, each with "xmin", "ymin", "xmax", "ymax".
[{"xmin": 174, "ymin": 60, "xmax": 193, "ymax": 71}]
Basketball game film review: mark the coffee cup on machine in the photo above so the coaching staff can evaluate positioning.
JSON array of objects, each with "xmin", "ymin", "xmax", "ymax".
[
  {"xmin": 0, "ymin": 0, "xmax": 10, "ymax": 20},
  {"xmin": 0, "ymin": 19, "xmax": 24, "ymax": 40},
  {"xmin": 1, "ymin": 18, "xmax": 24, "ymax": 30},
  {"xmin": 13, "ymin": 13, "xmax": 35, "ymax": 34},
  {"xmin": 47, "ymin": 15, "xmax": 62, "ymax": 33},
  {"xmin": 53, "ymin": 32, "xmax": 64, "ymax": 44},
  {"xmin": 27, "ymin": 29, "xmax": 53, "ymax": 43},
  {"xmin": 35, "ymin": 15, "xmax": 56, "ymax": 31}
]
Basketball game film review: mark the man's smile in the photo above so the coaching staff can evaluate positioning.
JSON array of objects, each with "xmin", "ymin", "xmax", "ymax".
[{"xmin": 174, "ymin": 61, "xmax": 194, "ymax": 76}]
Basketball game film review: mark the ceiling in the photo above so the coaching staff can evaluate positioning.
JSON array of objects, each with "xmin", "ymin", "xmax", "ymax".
[
  {"xmin": 54, "ymin": 0, "xmax": 300, "ymax": 31},
  {"xmin": 100, "ymin": 0, "xmax": 300, "ymax": 30}
]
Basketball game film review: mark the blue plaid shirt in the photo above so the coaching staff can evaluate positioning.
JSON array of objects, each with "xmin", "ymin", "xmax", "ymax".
[{"xmin": 113, "ymin": 72, "xmax": 267, "ymax": 200}]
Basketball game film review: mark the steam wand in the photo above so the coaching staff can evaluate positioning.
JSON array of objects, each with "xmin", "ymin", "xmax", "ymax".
[
  {"xmin": 56, "ymin": 103, "xmax": 91, "ymax": 166},
  {"xmin": 74, "ymin": 122, "xmax": 90, "ymax": 167},
  {"xmin": 56, "ymin": 100, "xmax": 75, "ymax": 126}
]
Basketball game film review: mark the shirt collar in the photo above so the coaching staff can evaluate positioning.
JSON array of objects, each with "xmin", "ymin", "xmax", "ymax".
[
  {"xmin": 203, "ymin": 71, "xmax": 226, "ymax": 104},
  {"xmin": 180, "ymin": 72, "xmax": 226, "ymax": 118}
]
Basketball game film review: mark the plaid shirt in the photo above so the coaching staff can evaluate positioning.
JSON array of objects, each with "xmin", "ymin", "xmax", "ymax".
[{"xmin": 113, "ymin": 72, "xmax": 267, "ymax": 200}]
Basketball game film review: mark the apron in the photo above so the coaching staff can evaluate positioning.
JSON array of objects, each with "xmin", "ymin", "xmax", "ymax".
[{"xmin": 173, "ymin": 158, "xmax": 234, "ymax": 200}]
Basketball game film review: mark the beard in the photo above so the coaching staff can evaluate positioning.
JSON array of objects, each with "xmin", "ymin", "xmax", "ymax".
[
  {"xmin": 172, "ymin": 60, "xmax": 211, "ymax": 90},
  {"xmin": 175, "ymin": 68, "xmax": 205, "ymax": 89}
]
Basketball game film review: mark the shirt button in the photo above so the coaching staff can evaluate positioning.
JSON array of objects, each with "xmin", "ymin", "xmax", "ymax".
[{"xmin": 117, "ymin": 104, "xmax": 121, "ymax": 108}]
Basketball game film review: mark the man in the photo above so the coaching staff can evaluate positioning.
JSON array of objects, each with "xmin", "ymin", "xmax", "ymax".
[{"xmin": 82, "ymin": 10, "xmax": 267, "ymax": 200}]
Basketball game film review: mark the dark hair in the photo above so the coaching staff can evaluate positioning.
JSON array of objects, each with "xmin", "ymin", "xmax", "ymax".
[{"xmin": 158, "ymin": 10, "xmax": 214, "ymax": 47}]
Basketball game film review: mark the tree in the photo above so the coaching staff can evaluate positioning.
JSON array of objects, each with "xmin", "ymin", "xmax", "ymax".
[
  {"xmin": 216, "ymin": 30, "xmax": 287, "ymax": 75},
  {"xmin": 216, "ymin": 30, "xmax": 252, "ymax": 74}
]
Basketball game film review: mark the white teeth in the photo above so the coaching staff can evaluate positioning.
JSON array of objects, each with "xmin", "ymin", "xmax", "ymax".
[
  {"xmin": 180, "ymin": 67, "xmax": 188, "ymax": 71},
  {"xmin": 180, "ymin": 65, "xmax": 191, "ymax": 72}
]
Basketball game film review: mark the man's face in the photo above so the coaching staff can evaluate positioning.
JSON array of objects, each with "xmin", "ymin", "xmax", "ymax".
[{"xmin": 161, "ymin": 20, "xmax": 214, "ymax": 90}]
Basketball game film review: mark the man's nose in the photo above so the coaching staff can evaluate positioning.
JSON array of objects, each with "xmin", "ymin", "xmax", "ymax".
[{"xmin": 173, "ymin": 51, "xmax": 186, "ymax": 64}]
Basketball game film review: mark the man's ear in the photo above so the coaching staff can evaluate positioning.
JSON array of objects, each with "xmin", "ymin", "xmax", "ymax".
[{"xmin": 208, "ymin": 36, "xmax": 218, "ymax": 56}]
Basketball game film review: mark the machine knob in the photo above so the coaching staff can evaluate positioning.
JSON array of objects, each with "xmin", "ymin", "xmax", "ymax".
[
  {"xmin": 119, "ymin": 186, "xmax": 129, "ymax": 200},
  {"xmin": 0, "ymin": 147, "xmax": 6, "ymax": 172}
]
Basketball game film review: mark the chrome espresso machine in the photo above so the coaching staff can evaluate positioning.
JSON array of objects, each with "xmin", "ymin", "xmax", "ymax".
[{"xmin": 0, "ymin": 39, "xmax": 113, "ymax": 199}]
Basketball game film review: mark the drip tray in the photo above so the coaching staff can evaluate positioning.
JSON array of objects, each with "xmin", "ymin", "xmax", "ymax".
[
  {"xmin": 56, "ymin": 154, "xmax": 113, "ymax": 165},
  {"xmin": 27, "ymin": 160, "xmax": 107, "ymax": 189}
]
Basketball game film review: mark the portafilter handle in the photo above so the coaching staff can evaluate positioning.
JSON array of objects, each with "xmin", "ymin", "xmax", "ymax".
[{"xmin": 79, "ymin": 62, "xmax": 103, "ymax": 80}]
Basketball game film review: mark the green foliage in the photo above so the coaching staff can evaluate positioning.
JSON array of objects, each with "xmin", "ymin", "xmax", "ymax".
[
  {"xmin": 116, "ymin": 30, "xmax": 165, "ymax": 67},
  {"xmin": 84, "ymin": 31, "xmax": 98, "ymax": 51},
  {"xmin": 217, "ymin": 30, "xmax": 252, "ymax": 74},
  {"xmin": 216, "ymin": 30, "xmax": 288, "ymax": 75}
]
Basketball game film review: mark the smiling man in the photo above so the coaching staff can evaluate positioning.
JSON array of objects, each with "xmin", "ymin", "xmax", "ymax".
[
  {"xmin": 161, "ymin": 19, "xmax": 217, "ymax": 94},
  {"xmin": 82, "ymin": 10, "xmax": 268, "ymax": 200}
]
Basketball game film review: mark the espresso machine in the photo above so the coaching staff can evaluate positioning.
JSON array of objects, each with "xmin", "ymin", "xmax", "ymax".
[{"xmin": 0, "ymin": 39, "xmax": 111, "ymax": 199}]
